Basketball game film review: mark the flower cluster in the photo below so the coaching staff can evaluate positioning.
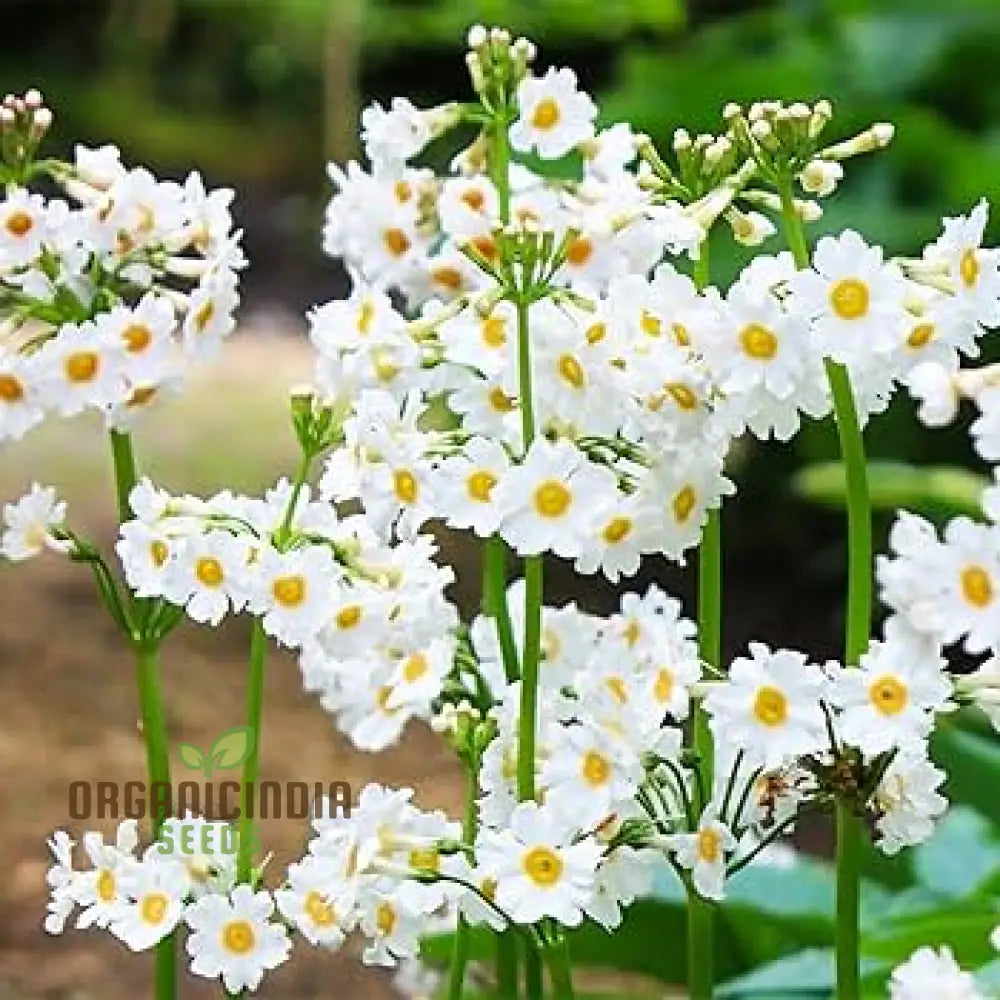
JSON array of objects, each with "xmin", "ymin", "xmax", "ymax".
[{"xmin": 0, "ymin": 95, "xmax": 243, "ymax": 443}]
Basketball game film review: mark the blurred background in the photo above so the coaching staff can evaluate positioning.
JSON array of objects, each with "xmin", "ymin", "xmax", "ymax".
[{"xmin": 3, "ymin": 0, "xmax": 1000, "ymax": 996}]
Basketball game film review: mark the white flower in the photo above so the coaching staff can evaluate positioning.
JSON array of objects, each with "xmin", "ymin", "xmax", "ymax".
[
  {"xmin": 249, "ymin": 543, "xmax": 341, "ymax": 648},
  {"xmin": 830, "ymin": 630, "xmax": 949, "ymax": 756},
  {"xmin": 0, "ymin": 188, "xmax": 48, "ymax": 266},
  {"xmin": 703, "ymin": 643, "xmax": 828, "ymax": 768},
  {"xmin": 1, "ymin": 483, "xmax": 68, "ymax": 561},
  {"xmin": 356, "ymin": 886, "xmax": 425, "ymax": 966},
  {"xmin": 889, "ymin": 946, "xmax": 984, "ymax": 1000},
  {"xmin": 275, "ymin": 855, "xmax": 354, "ymax": 947},
  {"xmin": 36, "ymin": 320, "xmax": 125, "ymax": 416},
  {"xmin": 361, "ymin": 98, "xmax": 432, "ymax": 167},
  {"xmin": 75, "ymin": 821, "xmax": 140, "ymax": 930},
  {"xmin": 663, "ymin": 811, "xmax": 737, "ymax": 902},
  {"xmin": 475, "ymin": 801, "xmax": 603, "ymax": 926},
  {"xmin": 110, "ymin": 856, "xmax": 189, "ymax": 952},
  {"xmin": 798, "ymin": 159, "xmax": 843, "ymax": 198},
  {"xmin": 434, "ymin": 436, "xmax": 511, "ymax": 538},
  {"xmin": 162, "ymin": 529, "xmax": 252, "ymax": 625},
  {"xmin": 0, "ymin": 349, "xmax": 45, "ymax": 441},
  {"xmin": 497, "ymin": 438, "xmax": 614, "ymax": 558},
  {"xmin": 873, "ymin": 749, "xmax": 947, "ymax": 855},
  {"xmin": 185, "ymin": 885, "xmax": 291, "ymax": 992},
  {"xmin": 906, "ymin": 361, "xmax": 959, "ymax": 427},
  {"xmin": 182, "ymin": 271, "xmax": 239, "ymax": 361},
  {"xmin": 116, "ymin": 519, "xmax": 177, "ymax": 597},
  {"xmin": 509, "ymin": 67, "xmax": 597, "ymax": 160}
]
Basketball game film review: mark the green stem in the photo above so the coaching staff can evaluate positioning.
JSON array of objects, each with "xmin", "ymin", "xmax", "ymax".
[
  {"xmin": 524, "ymin": 944, "xmax": 544, "ymax": 1000},
  {"xmin": 545, "ymin": 934, "xmax": 575, "ymax": 1000},
  {"xmin": 237, "ymin": 617, "xmax": 267, "ymax": 884},
  {"xmin": 484, "ymin": 534, "xmax": 519, "ymax": 682},
  {"xmin": 778, "ymin": 177, "xmax": 870, "ymax": 1000},
  {"xmin": 686, "ymin": 892, "xmax": 714, "ymax": 1000},
  {"xmin": 688, "ymin": 240, "xmax": 718, "ymax": 1000},
  {"xmin": 109, "ymin": 431, "xmax": 175, "ymax": 1000},
  {"xmin": 517, "ymin": 554, "xmax": 543, "ymax": 801},
  {"xmin": 446, "ymin": 766, "xmax": 480, "ymax": 1000},
  {"xmin": 497, "ymin": 930, "xmax": 520, "ymax": 999}
]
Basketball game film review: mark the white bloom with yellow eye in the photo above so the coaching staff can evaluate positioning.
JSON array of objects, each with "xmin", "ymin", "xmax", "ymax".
[
  {"xmin": 98, "ymin": 292, "xmax": 177, "ymax": 381},
  {"xmin": 275, "ymin": 855, "xmax": 355, "ymax": 948},
  {"xmin": 829, "ymin": 629, "xmax": 949, "ymax": 756},
  {"xmin": 446, "ymin": 368, "xmax": 522, "ymax": 448},
  {"xmin": 475, "ymin": 801, "xmax": 603, "ymax": 926},
  {"xmin": 438, "ymin": 300, "xmax": 516, "ymax": 377},
  {"xmin": 75, "ymin": 821, "xmax": 140, "ymax": 931},
  {"xmin": 361, "ymin": 97, "xmax": 432, "ymax": 168},
  {"xmin": 360, "ymin": 444, "xmax": 437, "ymax": 540},
  {"xmin": 110, "ymin": 856, "xmax": 190, "ymax": 952},
  {"xmin": 541, "ymin": 721, "xmax": 644, "ymax": 830},
  {"xmin": 662, "ymin": 811, "xmax": 737, "ymax": 902},
  {"xmin": 509, "ymin": 67, "xmax": 597, "ymax": 160},
  {"xmin": 497, "ymin": 438, "xmax": 616, "ymax": 559},
  {"xmin": 37, "ymin": 320, "xmax": 124, "ymax": 416},
  {"xmin": 249, "ymin": 544, "xmax": 342, "ymax": 648},
  {"xmin": 356, "ymin": 883, "xmax": 425, "ymax": 967},
  {"xmin": 798, "ymin": 159, "xmax": 843, "ymax": 197},
  {"xmin": 574, "ymin": 493, "xmax": 661, "ymax": 583},
  {"xmin": 936, "ymin": 517, "xmax": 1000, "ymax": 653},
  {"xmin": 163, "ymin": 529, "xmax": 252, "ymax": 626},
  {"xmin": 181, "ymin": 270, "xmax": 239, "ymax": 361},
  {"xmin": 703, "ymin": 643, "xmax": 828, "ymax": 768},
  {"xmin": 889, "ymin": 946, "xmax": 985, "ymax": 1000},
  {"xmin": 116, "ymin": 519, "xmax": 177, "ymax": 597},
  {"xmin": 1, "ymin": 483, "xmax": 68, "ymax": 561},
  {"xmin": 0, "ymin": 349, "xmax": 45, "ymax": 442},
  {"xmin": 924, "ymin": 199, "xmax": 1000, "ymax": 329},
  {"xmin": 0, "ymin": 187, "xmax": 48, "ymax": 266},
  {"xmin": 438, "ymin": 174, "xmax": 500, "ymax": 238},
  {"xmin": 385, "ymin": 637, "xmax": 454, "ymax": 713},
  {"xmin": 789, "ymin": 230, "xmax": 908, "ymax": 367},
  {"xmin": 185, "ymin": 885, "xmax": 291, "ymax": 992},
  {"xmin": 435, "ymin": 436, "xmax": 511, "ymax": 538},
  {"xmin": 310, "ymin": 280, "xmax": 405, "ymax": 356}
]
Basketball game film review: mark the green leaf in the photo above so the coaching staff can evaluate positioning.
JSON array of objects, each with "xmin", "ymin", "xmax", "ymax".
[
  {"xmin": 211, "ymin": 726, "xmax": 256, "ymax": 770},
  {"xmin": 932, "ymin": 725, "xmax": 1000, "ymax": 824},
  {"xmin": 913, "ymin": 807, "xmax": 999, "ymax": 899},
  {"xmin": 718, "ymin": 947, "xmax": 888, "ymax": 998},
  {"xmin": 863, "ymin": 907, "xmax": 1000, "ymax": 968},
  {"xmin": 793, "ymin": 460, "xmax": 989, "ymax": 519},
  {"xmin": 177, "ymin": 743, "xmax": 207, "ymax": 773}
]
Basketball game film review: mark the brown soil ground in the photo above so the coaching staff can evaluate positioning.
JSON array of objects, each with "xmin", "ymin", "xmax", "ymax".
[{"xmin": 0, "ymin": 334, "xmax": 467, "ymax": 999}]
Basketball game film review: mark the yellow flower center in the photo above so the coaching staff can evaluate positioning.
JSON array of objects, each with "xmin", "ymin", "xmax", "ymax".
[
  {"xmin": 653, "ymin": 669, "xmax": 674, "ymax": 704},
  {"xmin": 403, "ymin": 652, "xmax": 429, "ymax": 683},
  {"xmin": 739, "ymin": 323, "xmax": 779, "ymax": 360},
  {"xmin": 96, "ymin": 868, "xmax": 116, "ymax": 902},
  {"xmin": 393, "ymin": 180, "xmax": 412, "ymax": 204},
  {"xmin": 304, "ymin": 890, "xmax": 336, "ymax": 927},
  {"xmin": 623, "ymin": 619, "xmax": 641, "ymax": 646},
  {"xmin": 829, "ymin": 278, "xmax": 870, "ymax": 320},
  {"xmin": 489, "ymin": 386, "xmax": 516, "ymax": 413},
  {"xmin": 272, "ymin": 574, "xmax": 307, "ymax": 608},
  {"xmin": 122, "ymin": 323, "xmax": 153, "ymax": 353},
  {"xmin": 566, "ymin": 235, "xmax": 593, "ymax": 266},
  {"xmin": 150, "ymin": 540, "xmax": 169, "ymax": 567},
  {"xmin": 672, "ymin": 485, "xmax": 696, "ymax": 523},
  {"xmin": 601, "ymin": 516, "xmax": 632, "ymax": 544},
  {"xmin": 640, "ymin": 310, "xmax": 662, "ymax": 337},
  {"xmin": 376, "ymin": 685, "xmax": 401, "ymax": 716},
  {"xmin": 140, "ymin": 892, "xmax": 169, "ymax": 925},
  {"xmin": 907, "ymin": 323, "xmax": 934, "ymax": 349},
  {"xmin": 523, "ymin": 846, "xmax": 564, "ymax": 886},
  {"xmin": 222, "ymin": 919, "xmax": 255, "ymax": 954},
  {"xmin": 467, "ymin": 469, "xmax": 498, "ymax": 503},
  {"xmin": 531, "ymin": 98, "xmax": 561, "ymax": 131},
  {"xmin": 533, "ymin": 480, "xmax": 572, "ymax": 518},
  {"xmin": 585, "ymin": 322, "xmax": 607, "ymax": 345},
  {"xmin": 65, "ymin": 351, "xmax": 100, "ymax": 383},
  {"xmin": 666, "ymin": 382, "xmax": 698, "ymax": 411},
  {"xmin": 195, "ymin": 556, "xmax": 224, "ymax": 588},
  {"xmin": 0, "ymin": 374, "xmax": 25, "ymax": 402},
  {"xmin": 336, "ymin": 604, "xmax": 362, "ymax": 629},
  {"xmin": 460, "ymin": 188, "xmax": 486, "ymax": 212},
  {"xmin": 672, "ymin": 322, "xmax": 691, "ymax": 347},
  {"xmin": 126, "ymin": 385, "xmax": 158, "ymax": 410},
  {"xmin": 5, "ymin": 210, "xmax": 33, "ymax": 236},
  {"xmin": 357, "ymin": 298, "xmax": 375, "ymax": 335},
  {"xmin": 557, "ymin": 354, "xmax": 585, "ymax": 389},
  {"xmin": 481, "ymin": 316, "xmax": 507, "ymax": 348},
  {"xmin": 869, "ymin": 675, "xmax": 908, "ymax": 716},
  {"xmin": 581, "ymin": 750, "xmax": 611, "ymax": 786},
  {"xmin": 753, "ymin": 685, "xmax": 788, "ymax": 727},
  {"xmin": 393, "ymin": 469, "xmax": 419, "ymax": 504},
  {"xmin": 376, "ymin": 901, "xmax": 397, "ymax": 935},
  {"xmin": 961, "ymin": 565, "xmax": 993, "ymax": 607},
  {"xmin": 383, "ymin": 227, "xmax": 411, "ymax": 257},
  {"xmin": 605, "ymin": 676, "xmax": 629, "ymax": 703},
  {"xmin": 193, "ymin": 299, "xmax": 215, "ymax": 333},
  {"xmin": 432, "ymin": 266, "xmax": 464, "ymax": 292},
  {"xmin": 960, "ymin": 249, "xmax": 980, "ymax": 288},
  {"xmin": 697, "ymin": 828, "xmax": 721, "ymax": 864}
]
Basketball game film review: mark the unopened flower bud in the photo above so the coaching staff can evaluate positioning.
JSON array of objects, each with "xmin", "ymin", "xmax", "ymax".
[{"xmin": 466, "ymin": 24, "xmax": 487, "ymax": 48}]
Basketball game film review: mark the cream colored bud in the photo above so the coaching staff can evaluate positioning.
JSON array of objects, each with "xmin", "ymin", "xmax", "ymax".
[
  {"xmin": 467, "ymin": 24, "xmax": 487, "ymax": 48},
  {"xmin": 722, "ymin": 102, "xmax": 742, "ymax": 121},
  {"xmin": 750, "ymin": 120, "xmax": 772, "ymax": 141},
  {"xmin": 673, "ymin": 128, "xmax": 692, "ymax": 151},
  {"xmin": 872, "ymin": 123, "xmax": 895, "ymax": 147},
  {"xmin": 24, "ymin": 88, "xmax": 43, "ymax": 109},
  {"xmin": 799, "ymin": 158, "xmax": 843, "ymax": 197}
]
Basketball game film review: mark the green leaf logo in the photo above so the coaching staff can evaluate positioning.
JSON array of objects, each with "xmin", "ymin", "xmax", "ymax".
[
  {"xmin": 178, "ymin": 742, "xmax": 210, "ymax": 777},
  {"xmin": 211, "ymin": 726, "xmax": 256, "ymax": 772}
]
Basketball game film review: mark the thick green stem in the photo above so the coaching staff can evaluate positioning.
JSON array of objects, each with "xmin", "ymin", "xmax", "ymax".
[
  {"xmin": 686, "ymin": 893, "xmax": 715, "ymax": 1000},
  {"xmin": 689, "ymin": 241, "xmax": 718, "ymax": 1000},
  {"xmin": 484, "ymin": 535, "xmax": 519, "ymax": 682},
  {"xmin": 237, "ymin": 617, "xmax": 267, "ymax": 884},
  {"xmin": 778, "ymin": 177, "xmax": 870, "ymax": 1000},
  {"xmin": 446, "ymin": 767, "xmax": 480, "ymax": 1000},
  {"xmin": 109, "ymin": 431, "xmax": 175, "ymax": 1000},
  {"xmin": 525, "ymin": 945, "xmax": 544, "ymax": 1000}
]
